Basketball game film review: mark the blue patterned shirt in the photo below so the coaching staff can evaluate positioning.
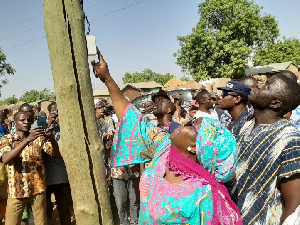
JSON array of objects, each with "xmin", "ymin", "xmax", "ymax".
[{"xmin": 229, "ymin": 118, "xmax": 300, "ymax": 224}]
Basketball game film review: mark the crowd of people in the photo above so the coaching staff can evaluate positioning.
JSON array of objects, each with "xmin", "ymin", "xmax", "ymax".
[
  {"xmin": 90, "ymin": 50, "xmax": 300, "ymax": 224},
  {"xmin": 0, "ymin": 103, "xmax": 73, "ymax": 225},
  {"xmin": 0, "ymin": 50, "xmax": 300, "ymax": 225}
]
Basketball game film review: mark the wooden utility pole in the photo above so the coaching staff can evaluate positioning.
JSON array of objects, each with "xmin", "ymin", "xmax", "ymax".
[{"xmin": 43, "ymin": 0, "xmax": 113, "ymax": 224}]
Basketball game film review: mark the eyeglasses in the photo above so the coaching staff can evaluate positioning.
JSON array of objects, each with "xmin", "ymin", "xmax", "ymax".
[
  {"xmin": 184, "ymin": 118, "xmax": 199, "ymax": 135},
  {"xmin": 222, "ymin": 92, "xmax": 239, "ymax": 98}
]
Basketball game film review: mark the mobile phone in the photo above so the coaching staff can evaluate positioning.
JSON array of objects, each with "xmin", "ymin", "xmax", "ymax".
[
  {"xmin": 86, "ymin": 35, "xmax": 97, "ymax": 56},
  {"xmin": 37, "ymin": 117, "xmax": 47, "ymax": 129}
]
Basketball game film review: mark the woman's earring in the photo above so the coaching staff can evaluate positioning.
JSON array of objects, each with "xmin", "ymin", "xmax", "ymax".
[{"xmin": 187, "ymin": 146, "xmax": 196, "ymax": 153}]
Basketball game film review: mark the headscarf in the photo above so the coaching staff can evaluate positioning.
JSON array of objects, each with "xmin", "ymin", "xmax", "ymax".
[{"xmin": 167, "ymin": 117, "xmax": 242, "ymax": 224}]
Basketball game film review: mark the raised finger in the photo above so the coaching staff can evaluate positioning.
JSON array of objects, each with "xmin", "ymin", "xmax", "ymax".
[
  {"xmin": 97, "ymin": 46, "xmax": 101, "ymax": 61},
  {"xmin": 98, "ymin": 52, "xmax": 106, "ymax": 65}
]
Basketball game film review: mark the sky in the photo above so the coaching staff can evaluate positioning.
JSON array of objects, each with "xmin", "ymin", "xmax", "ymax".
[{"xmin": 0, "ymin": 0, "xmax": 299, "ymax": 100}]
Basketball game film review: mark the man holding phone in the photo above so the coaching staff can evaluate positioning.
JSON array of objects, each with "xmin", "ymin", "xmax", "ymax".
[{"xmin": 0, "ymin": 111, "xmax": 60, "ymax": 225}]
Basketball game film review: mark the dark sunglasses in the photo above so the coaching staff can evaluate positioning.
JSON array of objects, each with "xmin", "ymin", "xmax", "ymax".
[
  {"xmin": 184, "ymin": 118, "xmax": 199, "ymax": 134},
  {"xmin": 222, "ymin": 92, "xmax": 239, "ymax": 98}
]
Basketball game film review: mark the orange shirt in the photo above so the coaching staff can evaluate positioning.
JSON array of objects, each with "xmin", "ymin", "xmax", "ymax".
[{"xmin": 0, "ymin": 134, "xmax": 53, "ymax": 198}]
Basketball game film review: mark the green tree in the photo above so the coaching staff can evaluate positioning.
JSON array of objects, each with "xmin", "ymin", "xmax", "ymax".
[
  {"xmin": 0, "ymin": 95, "xmax": 18, "ymax": 105},
  {"xmin": 180, "ymin": 76, "xmax": 190, "ymax": 82},
  {"xmin": 122, "ymin": 69, "xmax": 174, "ymax": 85},
  {"xmin": 253, "ymin": 38, "xmax": 300, "ymax": 66},
  {"xmin": 174, "ymin": 0, "xmax": 279, "ymax": 81},
  {"xmin": 0, "ymin": 48, "xmax": 15, "ymax": 88},
  {"xmin": 19, "ymin": 88, "xmax": 56, "ymax": 103}
]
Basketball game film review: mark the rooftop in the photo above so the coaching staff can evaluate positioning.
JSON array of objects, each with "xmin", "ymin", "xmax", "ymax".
[{"xmin": 245, "ymin": 61, "xmax": 297, "ymax": 75}]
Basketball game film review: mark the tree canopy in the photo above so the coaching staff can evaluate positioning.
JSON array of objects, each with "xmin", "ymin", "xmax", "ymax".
[
  {"xmin": 180, "ymin": 76, "xmax": 190, "ymax": 82},
  {"xmin": 0, "ymin": 95, "xmax": 18, "ymax": 105},
  {"xmin": 174, "ymin": 0, "xmax": 279, "ymax": 81},
  {"xmin": 253, "ymin": 37, "xmax": 300, "ymax": 66},
  {"xmin": 122, "ymin": 69, "xmax": 174, "ymax": 85},
  {"xmin": 0, "ymin": 48, "xmax": 15, "ymax": 89},
  {"xmin": 0, "ymin": 89, "xmax": 56, "ymax": 105},
  {"xmin": 19, "ymin": 88, "xmax": 56, "ymax": 103}
]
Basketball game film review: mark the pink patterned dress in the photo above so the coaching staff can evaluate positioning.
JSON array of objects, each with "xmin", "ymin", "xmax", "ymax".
[{"xmin": 111, "ymin": 104, "xmax": 241, "ymax": 224}]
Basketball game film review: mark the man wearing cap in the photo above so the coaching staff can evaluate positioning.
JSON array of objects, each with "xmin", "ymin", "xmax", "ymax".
[
  {"xmin": 151, "ymin": 90, "xmax": 170, "ymax": 104},
  {"xmin": 218, "ymin": 80, "xmax": 251, "ymax": 137}
]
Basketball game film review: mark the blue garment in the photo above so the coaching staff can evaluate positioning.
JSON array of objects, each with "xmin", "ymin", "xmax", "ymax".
[
  {"xmin": 167, "ymin": 121, "xmax": 180, "ymax": 134},
  {"xmin": 216, "ymin": 108, "xmax": 232, "ymax": 128},
  {"xmin": 228, "ymin": 118, "xmax": 300, "ymax": 224},
  {"xmin": 227, "ymin": 108, "xmax": 250, "ymax": 137},
  {"xmin": 290, "ymin": 105, "xmax": 300, "ymax": 130},
  {"xmin": 0, "ymin": 124, "xmax": 8, "ymax": 139},
  {"xmin": 111, "ymin": 104, "xmax": 238, "ymax": 224}
]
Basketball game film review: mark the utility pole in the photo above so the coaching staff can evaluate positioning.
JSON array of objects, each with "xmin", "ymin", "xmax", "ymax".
[{"xmin": 43, "ymin": 0, "xmax": 113, "ymax": 224}]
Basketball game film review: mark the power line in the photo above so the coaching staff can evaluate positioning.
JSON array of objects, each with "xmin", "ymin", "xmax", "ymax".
[
  {"xmin": 101, "ymin": 14, "xmax": 194, "ymax": 45},
  {"xmin": 0, "ymin": 0, "xmax": 119, "ymax": 33},
  {"xmin": 3, "ymin": 35, "xmax": 46, "ymax": 51},
  {"xmin": 90, "ymin": 0, "xmax": 148, "ymax": 21},
  {"xmin": 1, "ymin": 0, "xmax": 150, "ymax": 49},
  {"xmin": 102, "ymin": 26, "xmax": 189, "ymax": 56},
  {"xmin": 100, "ymin": 16, "xmax": 195, "ymax": 52},
  {"xmin": 98, "ymin": 15, "xmax": 193, "ymax": 53},
  {"xmin": 0, "ymin": 24, "xmax": 44, "ymax": 42},
  {"xmin": 0, "ymin": 14, "xmax": 43, "ymax": 32},
  {"xmin": 84, "ymin": 0, "xmax": 114, "ymax": 10}
]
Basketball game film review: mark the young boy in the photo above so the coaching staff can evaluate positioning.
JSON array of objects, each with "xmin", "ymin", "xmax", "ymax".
[{"xmin": 0, "ymin": 111, "xmax": 60, "ymax": 225}]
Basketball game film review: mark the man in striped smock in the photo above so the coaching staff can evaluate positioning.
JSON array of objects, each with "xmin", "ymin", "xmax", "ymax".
[{"xmin": 228, "ymin": 74, "xmax": 300, "ymax": 224}]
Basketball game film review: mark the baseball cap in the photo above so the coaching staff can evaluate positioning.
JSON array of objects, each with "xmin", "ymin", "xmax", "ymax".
[{"xmin": 217, "ymin": 81, "xmax": 251, "ymax": 97}]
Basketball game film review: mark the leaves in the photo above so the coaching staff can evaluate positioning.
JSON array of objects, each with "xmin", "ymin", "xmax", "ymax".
[
  {"xmin": 174, "ymin": 0, "xmax": 279, "ymax": 81},
  {"xmin": 253, "ymin": 38, "xmax": 300, "ymax": 66},
  {"xmin": 0, "ymin": 48, "xmax": 15, "ymax": 87},
  {"xmin": 122, "ymin": 69, "xmax": 174, "ymax": 85},
  {"xmin": 0, "ymin": 95, "xmax": 18, "ymax": 105},
  {"xmin": 19, "ymin": 88, "xmax": 56, "ymax": 103}
]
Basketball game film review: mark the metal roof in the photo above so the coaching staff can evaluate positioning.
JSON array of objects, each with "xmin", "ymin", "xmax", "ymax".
[
  {"xmin": 245, "ymin": 61, "xmax": 296, "ymax": 75},
  {"xmin": 93, "ymin": 81, "xmax": 162, "ymax": 96}
]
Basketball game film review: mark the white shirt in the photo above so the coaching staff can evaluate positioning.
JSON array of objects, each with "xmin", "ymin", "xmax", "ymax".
[{"xmin": 194, "ymin": 108, "xmax": 219, "ymax": 120}]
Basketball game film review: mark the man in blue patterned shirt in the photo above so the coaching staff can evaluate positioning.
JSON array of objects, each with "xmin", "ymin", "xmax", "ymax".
[{"xmin": 228, "ymin": 74, "xmax": 300, "ymax": 224}]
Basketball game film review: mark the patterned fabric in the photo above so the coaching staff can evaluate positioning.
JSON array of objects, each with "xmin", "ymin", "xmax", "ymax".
[
  {"xmin": 166, "ymin": 146, "xmax": 241, "ymax": 224},
  {"xmin": 228, "ymin": 118, "xmax": 300, "ymax": 224},
  {"xmin": 97, "ymin": 117, "xmax": 108, "ymax": 139},
  {"xmin": 227, "ymin": 108, "xmax": 251, "ymax": 138},
  {"xmin": 111, "ymin": 104, "xmax": 238, "ymax": 224},
  {"xmin": 216, "ymin": 108, "xmax": 232, "ymax": 128},
  {"xmin": 196, "ymin": 118, "xmax": 237, "ymax": 183},
  {"xmin": 0, "ymin": 133, "xmax": 54, "ymax": 198}
]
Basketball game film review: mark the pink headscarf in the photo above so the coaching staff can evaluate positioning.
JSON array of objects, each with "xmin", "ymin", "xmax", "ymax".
[{"xmin": 167, "ymin": 145, "xmax": 242, "ymax": 224}]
